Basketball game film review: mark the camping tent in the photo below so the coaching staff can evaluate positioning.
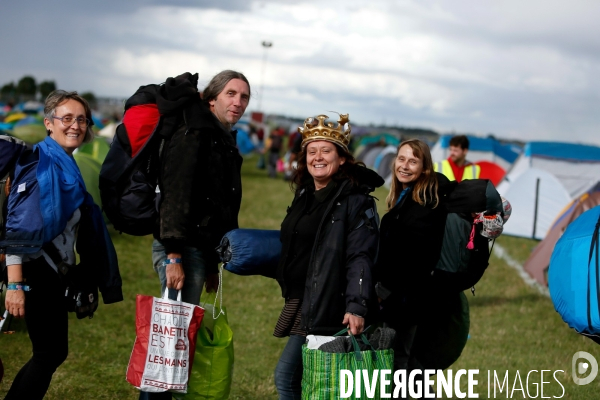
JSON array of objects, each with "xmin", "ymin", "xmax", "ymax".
[
  {"xmin": 497, "ymin": 168, "xmax": 571, "ymax": 240},
  {"xmin": 475, "ymin": 160, "xmax": 505, "ymax": 186},
  {"xmin": 431, "ymin": 135, "xmax": 520, "ymax": 171},
  {"xmin": 98, "ymin": 122, "xmax": 117, "ymax": 140},
  {"xmin": 361, "ymin": 146, "xmax": 385, "ymax": 168},
  {"xmin": 524, "ymin": 183, "xmax": 600, "ymax": 286},
  {"xmin": 548, "ymin": 205, "xmax": 600, "ymax": 337},
  {"xmin": 78, "ymin": 136, "xmax": 111, "ymax": 163},
  {"xmin": 373, "ymin": 145, "xmax": 397, "ymax": 179},
  {"xmin": 498, "ymin": 141, "xmax": 600, "ymax": 239},
  {"xmin": 74, "ymin": 152, "xmax": 102, "ymax": 207},
  {"xmin": 503, "ymin": 142, "xmax": 600, "ymax": 198}
]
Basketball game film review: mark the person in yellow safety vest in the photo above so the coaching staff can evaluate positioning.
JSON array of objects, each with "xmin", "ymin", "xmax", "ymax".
[{"xmin": 433, "ymin": 135, "xmax": 481, "ymax": 182}]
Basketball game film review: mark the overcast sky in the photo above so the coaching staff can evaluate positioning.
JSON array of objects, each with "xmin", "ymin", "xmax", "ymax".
[{"xmin": 2, "ymin": 1, "xmax": 599, "ymax": 144}]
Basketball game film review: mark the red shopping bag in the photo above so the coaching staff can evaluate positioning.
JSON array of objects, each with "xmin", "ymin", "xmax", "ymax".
[{"xmin": 126, "ymin": 291, "xmax": 204, "ymax": 393}]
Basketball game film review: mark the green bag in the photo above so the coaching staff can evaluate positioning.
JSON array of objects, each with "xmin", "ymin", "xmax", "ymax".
[
  {"xmin": 301, "ymin": 329, "xmax": 394, "ymax": 400},
  {"xmin": 173, "ymin": 303, "xmax": 234, "ymax": 400}
]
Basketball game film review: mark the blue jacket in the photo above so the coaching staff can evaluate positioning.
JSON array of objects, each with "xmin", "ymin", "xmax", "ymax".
[{"xmin": 1, "ymin": 140, "xmax": 123, "ymax": 304}]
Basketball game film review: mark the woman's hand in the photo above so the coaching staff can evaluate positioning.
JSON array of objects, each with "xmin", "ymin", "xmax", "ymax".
[
  {"xmin": 6, "ymin": 290, "xmax": 26, "ymax": 318},
  {"xmin": 6, "ymin": 263, "xmax": 26, "ymax": 318},
  {"xmin": 342, "ymin": 312, "xmax": 364, "ymax": 335}
]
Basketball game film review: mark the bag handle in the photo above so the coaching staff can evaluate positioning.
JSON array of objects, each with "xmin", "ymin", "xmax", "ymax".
[
  {"xmin": 332, "ymin": 326, "xmax": 377, "ymax": 362},
  {"xmin": 212, "ymin": 263, "xmax": 225, "ymax": 319},
  {"xmin": 162, "ymin": 288, "xmax": 182, "ymax": 302}
]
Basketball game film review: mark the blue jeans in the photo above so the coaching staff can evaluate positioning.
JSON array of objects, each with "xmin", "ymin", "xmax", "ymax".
[
  {"xmin": 274, "ymin": 335, "xmax": 305, "ymax": 400},
  {"xmin": 139, "ymin": 240, "xmax": 212, "ymax": 400}
]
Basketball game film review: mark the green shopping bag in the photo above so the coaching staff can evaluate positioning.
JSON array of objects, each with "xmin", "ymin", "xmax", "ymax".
[
  {"xmin": 173, "ymin": 303, "xmax": 234, "ymax": 400},
  {"xmin": 301, "ymin": 329, "xmax": 394, "ymax": 400}
]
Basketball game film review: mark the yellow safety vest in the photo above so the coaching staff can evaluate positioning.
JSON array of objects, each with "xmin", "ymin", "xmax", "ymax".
[{"xmin": 434, "ymin": 160, "xmax": 480, "ymax": 181}]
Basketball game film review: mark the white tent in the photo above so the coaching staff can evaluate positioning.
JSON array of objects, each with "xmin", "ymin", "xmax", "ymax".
[
  {"xmin": 497, "ymin": 141, "xmax": 600, "ymax": 239},
  {"xmin": 98, "ymin": 122, "xmax": 117, "ymax": 139},
  {"xmin": 497, "ymin": 168, "xmax": 571, "ymax": 240}
]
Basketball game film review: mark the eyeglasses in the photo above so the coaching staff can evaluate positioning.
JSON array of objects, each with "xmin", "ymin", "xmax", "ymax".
[{"xmin": 53, "ymin": 115, "xmax": 91, "ymax": 128}]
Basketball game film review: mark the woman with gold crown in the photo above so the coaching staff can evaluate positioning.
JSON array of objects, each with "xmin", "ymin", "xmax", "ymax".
[{"xmin": 271, "ymin": 114, "xmax": 384, "ymax": 399}]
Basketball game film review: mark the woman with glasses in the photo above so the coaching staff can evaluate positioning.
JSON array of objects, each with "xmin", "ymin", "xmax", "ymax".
[{"xmin": 2, "ymin": 90, "xmax": 122, "ymax": 399}]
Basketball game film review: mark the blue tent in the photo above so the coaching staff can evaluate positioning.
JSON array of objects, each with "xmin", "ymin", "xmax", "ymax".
[
  {"xmin": 549, "ymin": 205, "xmax": 600, "ymax": 337},
  {"xmin": 525, "ymin": 141, "xmax": 600, "ymax": 163},
  {"xmin": 13, "ymin": 115, "xmax": 42, "ymax": 127},
  {"xmin": 236, "ymin": 128, "xmax": 254, "ymax": 155},
  {"xmin": 92, "ymin": 114, "xmax": 105, "ymax": 129}
]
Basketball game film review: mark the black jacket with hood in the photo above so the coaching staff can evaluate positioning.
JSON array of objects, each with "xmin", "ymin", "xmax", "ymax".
[
  {"xmin": 155, "ymin": 96, "xmax": 243, "ymax": 266},
  {"xmin": 277, "ymin": 165, "xmax": 384, "ymax": 335}
]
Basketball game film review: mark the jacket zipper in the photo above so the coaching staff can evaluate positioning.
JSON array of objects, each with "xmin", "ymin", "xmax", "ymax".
[
  {"xmin": 306, "ymin": 181, "xmax": 349, "ymax": 330},
  {"xmin": 359, "ymin": 269, "xmax": 364, "ymax": 296}
]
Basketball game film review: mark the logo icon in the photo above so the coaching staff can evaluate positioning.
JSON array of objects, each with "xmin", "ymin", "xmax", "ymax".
[{"xmin": 572, "ymin": 351, "xmax": 598, "ymax": 385}]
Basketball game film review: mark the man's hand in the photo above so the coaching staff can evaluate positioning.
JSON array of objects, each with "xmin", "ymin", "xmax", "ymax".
[
  {"xmin": 6, "ymin": 290, "xmax": 26, "ymax": 318},
  {"xmin": 205, "ymin": 273, "xmax": 219, "ymax": 293},
  {"xmin": 165, "ymin": 263, "xmax": 185, "ymax": 290},
  {"xmin": 342, "ymin": 312, "xmax": 364, "ymax": 336}
]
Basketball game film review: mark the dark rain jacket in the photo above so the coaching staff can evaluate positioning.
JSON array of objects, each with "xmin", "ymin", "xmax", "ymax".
[
  {"xmin": 375, "ymin": 172, "xmax": 455, "ymax": 323},
  {"xmin": 277, "ymin": 166, "xmax": 384, "ymax": 335},
  {"xmin": 155, "ymin": 98, "xmax": 243, "ymax": 265}
]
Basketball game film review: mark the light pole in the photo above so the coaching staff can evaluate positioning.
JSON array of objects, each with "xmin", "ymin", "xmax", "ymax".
[{"xmin": 258, "ymin": 41, "xmax": 272, "ymax": 112}]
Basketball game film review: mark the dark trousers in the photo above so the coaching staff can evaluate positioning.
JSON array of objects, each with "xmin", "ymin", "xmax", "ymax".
[
  {"xmin": 385, "ymin": 319, "xmax": 432, "ymax": 399},
  {"xmin": 5, "ymin": 258, "xmax": 68, "ymax": 400},
  {"xmin": 267, "ymin": 152, "xmax": 280, "ymax": 178},
  {"xmin": 274, "ymin": 335, "xmax": 305, "ymax": 400}
]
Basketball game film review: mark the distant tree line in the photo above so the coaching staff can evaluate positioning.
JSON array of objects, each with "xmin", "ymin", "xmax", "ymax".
[{"xmin": 0, "ymin": 75, "xmax": 97, "ymax": 108}]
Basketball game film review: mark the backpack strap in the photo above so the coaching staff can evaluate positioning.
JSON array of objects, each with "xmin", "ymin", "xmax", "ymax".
[{"xmin": 348, "ymin": 197, "xmax": 379, "ymax": 232}]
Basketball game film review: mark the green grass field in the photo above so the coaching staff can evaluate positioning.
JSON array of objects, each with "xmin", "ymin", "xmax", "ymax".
[{"xmin": 1, "ymin": 155, "xmax": 599, "ymax": 399}]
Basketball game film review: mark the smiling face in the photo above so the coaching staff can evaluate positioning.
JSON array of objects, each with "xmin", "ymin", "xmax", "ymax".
[
  {"xmin": 43, "ymin": 99, "xmax": 87, "ymax": 155},
  {"xmin": 306, "ymin": 140, "xmax": 345, "ymax": 190},
  {"xmin": 208, "ymin": 78, "xmax": 250, "ymax": 129},
  {"xmin": 395, "ymin": 144, "xmax": 424, "ymax": 189}
]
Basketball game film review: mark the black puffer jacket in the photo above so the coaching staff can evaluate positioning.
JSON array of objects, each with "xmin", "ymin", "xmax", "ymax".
[
  {"xmin": 277, "ymin": 166, "xmax": 384, "ymax": 335},
  {"xmin": 156, "ymin": 99, "xmax": 242, "ymax": 264}
]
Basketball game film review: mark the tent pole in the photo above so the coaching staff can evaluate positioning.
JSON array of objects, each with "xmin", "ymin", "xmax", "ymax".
[{"xmin": 533, "ymin": 178, "xmax": 540, "ymax": 239}]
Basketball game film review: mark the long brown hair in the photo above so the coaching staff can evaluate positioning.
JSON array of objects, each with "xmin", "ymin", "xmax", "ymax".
[{"xmin": 385, "ymin": 139, "xmax": 439, "ymax": 210}]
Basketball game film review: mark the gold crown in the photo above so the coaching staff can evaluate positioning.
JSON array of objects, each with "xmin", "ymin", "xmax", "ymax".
[{"xmin": 298, "ymin": 114, "xmax": 351, "ymax": 152}]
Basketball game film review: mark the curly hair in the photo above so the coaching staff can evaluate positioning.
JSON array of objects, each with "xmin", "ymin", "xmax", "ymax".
[{"xmin": 290, "ymin": 142, "xmax": 363, "ymax": 193}]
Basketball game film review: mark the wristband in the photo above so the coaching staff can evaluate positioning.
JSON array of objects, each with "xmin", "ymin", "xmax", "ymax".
[
  {"xmin": 162, "ymin": 258, "xmax": 182, "ymax": 267},
  {"xmin": 6, "ymin": 283, "xmax": 31, "ymax": 291}
]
